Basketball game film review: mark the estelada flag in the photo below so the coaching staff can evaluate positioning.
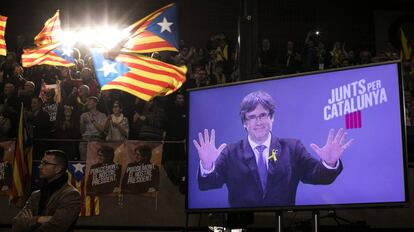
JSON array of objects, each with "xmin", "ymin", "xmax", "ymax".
[
  {"xmin": 92, "ymin": 51, "xmax": 186, "ymax": 101},
  {"xmin": 121, "ymin": 3, "xmax": 179, "ymax": 54},
  {"xmin": 22, "ymin": 43, "xmax": 75, "ymax": 68},
  {"xmin": 68, "ymin": 162, "xmax": 100, "ymax": 216}
]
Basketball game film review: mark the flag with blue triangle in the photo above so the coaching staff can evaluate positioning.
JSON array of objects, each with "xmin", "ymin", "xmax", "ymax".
[
  {"xmin": 91, "ymin": 51, "xmax": 186, "ymax": 101},
  {"xmin": 68, "ymin": 161, "xmax": 100, "ymax": 216},
  {"xmin": 122, "ymin": 3, "xmax": 179, "ymax": 53},
  {"xmin": 22, "ymin": 43, "xmax": 75, "ymax": 68}
]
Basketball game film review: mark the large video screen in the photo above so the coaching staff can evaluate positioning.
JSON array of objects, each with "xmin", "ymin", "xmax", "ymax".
[{"xmin": 187, "ymin": 62, "xmax": 408, "ymax": 211}]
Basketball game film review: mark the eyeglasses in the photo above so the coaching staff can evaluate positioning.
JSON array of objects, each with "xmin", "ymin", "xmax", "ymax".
[
  {"xmin": 39, "ymin": 160, "xmax": 58, "ymax": 166},
  {"xmin": 245, "ymin": 112, "xmax": 270, "ymax": 122}
]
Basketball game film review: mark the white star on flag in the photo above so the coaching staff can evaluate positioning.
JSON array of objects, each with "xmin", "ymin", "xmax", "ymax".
[
  {"xmin": 157, "ymin": 17, "xmax": 173, "ymax": 33},
  {"xmin": 98, "ymin": 61, "xmax": 118, "ymax": 77},
  {"xmin": 73, "ymin": 163, "xmax": 85, "ymax": 174},
  {"xmin": 61, "ymin": 47, "xmax": 73, "ymax": 57}
]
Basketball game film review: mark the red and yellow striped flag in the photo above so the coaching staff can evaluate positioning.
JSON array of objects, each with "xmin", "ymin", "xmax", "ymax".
[
  {"xmin": 92, "ymin": 52, "xmax": 186, "ymax": 101},
  {"xmin": 0, "ymin": 15, "xmax": 7, "ymax": 56},
  {"xmin": 34, "ymin": 10, "xmax": 61, "ymax": 46},
  {"xmin": 10, "ymin": 104, "xmax": 33, "ymax": 207},
  {"xmin": 22, "ymin": 43, "xmax": 75, "ymax": 68},
  {"xmin": 121, "ymin": 3, "xmax": 179, "ymax": 54},
  {"xmin": 68, "ymin": 162, "xmax": 100, "ymax": 216}
]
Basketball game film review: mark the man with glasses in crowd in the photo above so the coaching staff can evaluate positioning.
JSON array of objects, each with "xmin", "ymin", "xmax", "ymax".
[
  {"xmin": 12, "ymin": 150, "xmax": 80, "ymax": 232},
  {"xmin": 193, "ymin": 90, "xmax": 354, "ymax": 207}
]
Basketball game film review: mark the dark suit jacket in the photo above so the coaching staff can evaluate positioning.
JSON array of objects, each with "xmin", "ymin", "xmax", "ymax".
[
  {"xmin": 198, "ymin": 136, "xmax": 343, "ymax": 207},
  {"xmin": 12, "ymin": 183, "xmax": 80, "ymax": 232}
]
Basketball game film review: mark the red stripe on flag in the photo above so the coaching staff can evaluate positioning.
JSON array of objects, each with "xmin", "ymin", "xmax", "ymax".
[
  {"xmin": 123, "ymin": 72, "xmax": 175, "ymax": 89},
  {"xmin": 122, "ymin": 61, "xmax": 184, "ymax": 83},
  {"xmin": 118, "ymin": 54, "xmax": 186, "ymax": 78},
  {"xmin": 25, "ymin": 55, "xmax": 69, "ymax": 63},
  {"xmin": 22, "ymin": 52, "xmax": 73, "ymax": 68},
  {"xmin": 35, "ymin": 33, "xmax": 56, "ymax": 42},
  {"xmin": 128, "ymin": 40, "xmax": 174, "ymax": 51},
  {"xmin": 136, "ymin": 56, "xmax": 187, "ymax": 77},
  {"xmin": 357, "ymin": 111, "xmax": 362, "ymax": 128},
  {"xmin": 106, "ymin": 81, "xmax": 158, "ymax": 96},
  {"xmin": 0, "ymin": 45, "xmax": 6, "ymax": 49},
  {"xmin": 23, "ymin": 47, "xmax": 57, "ymax": 54}
]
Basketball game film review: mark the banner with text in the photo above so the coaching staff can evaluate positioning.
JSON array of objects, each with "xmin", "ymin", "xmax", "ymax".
[{"xmin": 86, "ymin": 141, "xmax": 162, "ymax": 196}]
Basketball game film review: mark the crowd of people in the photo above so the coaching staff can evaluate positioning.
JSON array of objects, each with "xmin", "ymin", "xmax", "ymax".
[{"xmin": 0, "ymin": 31, "xmax": 413, "ymax": 173}]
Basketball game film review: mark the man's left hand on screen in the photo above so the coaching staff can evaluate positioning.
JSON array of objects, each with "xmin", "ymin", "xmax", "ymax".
[{"xmin": 310, "ymin": 128, "xmax": 354, "ymax": 167}]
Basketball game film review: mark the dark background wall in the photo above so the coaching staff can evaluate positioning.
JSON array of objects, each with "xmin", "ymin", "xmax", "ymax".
[
  {"xmin": 2, "ymin": 0, "xmax": 411, "ymax": 54},
  {"xmin": 256, "ymin": 1, "xmax": 375, "ymax": 53}
]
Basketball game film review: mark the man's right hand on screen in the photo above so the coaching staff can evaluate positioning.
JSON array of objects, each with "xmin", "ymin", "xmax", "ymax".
[{"xmin": 193, "ymin": 129, "xmax": 227, "ymax": 170}]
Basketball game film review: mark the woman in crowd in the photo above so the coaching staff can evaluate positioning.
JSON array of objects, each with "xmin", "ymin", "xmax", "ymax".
[{"xmin": 104, "ymin": 100, "xmax": 129, "ymax": 141}]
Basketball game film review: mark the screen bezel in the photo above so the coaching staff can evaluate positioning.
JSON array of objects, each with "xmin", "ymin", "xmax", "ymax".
[{"xmin": 185, "ymin": 60, "xmax": 410, "ymax": 213}]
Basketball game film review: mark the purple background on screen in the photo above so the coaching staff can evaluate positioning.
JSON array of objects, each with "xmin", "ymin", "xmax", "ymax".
[{"xmin": 187, "ymin": 63, "xmax": 406, "ymax": 209}]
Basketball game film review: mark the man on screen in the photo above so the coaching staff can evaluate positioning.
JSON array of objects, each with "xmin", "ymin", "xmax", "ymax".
[{"xmin": 193, "ymin": 90, "xmax": 354, "ymax": 207}]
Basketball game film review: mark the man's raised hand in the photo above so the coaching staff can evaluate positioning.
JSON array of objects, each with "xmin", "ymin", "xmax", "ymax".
[
  {"xmin": 193, "ymin": 129, "xmax": 227, "ymax": 170},
  {"xmin": 310, "ymin": 128, "xmax": 354, "ymax": 167}
]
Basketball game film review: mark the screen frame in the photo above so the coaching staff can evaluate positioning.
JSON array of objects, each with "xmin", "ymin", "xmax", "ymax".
[{"xmin": 185, "ymin": 60, "xmax": 410, "ymax": 213}]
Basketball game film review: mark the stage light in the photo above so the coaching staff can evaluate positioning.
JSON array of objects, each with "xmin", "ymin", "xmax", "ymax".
[
  {"xmin": 78, "ymin": 28, "xmax": 96, "ymax": 47},
  {"xmin": 60, "ymin": 25, "xmax": 129, "ymax": 50},
  {"xmin": 94, "ymin": 26, "xmax": 129, "ymax": 49},
  {"xmin": 59, "ymin": 31, "xmax": 77, "ymax": 46}
]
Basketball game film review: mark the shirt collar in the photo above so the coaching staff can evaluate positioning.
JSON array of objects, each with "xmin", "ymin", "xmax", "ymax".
[{"xmin": 248, "ymin": 133, "xmax": 271, "ymax": 151}]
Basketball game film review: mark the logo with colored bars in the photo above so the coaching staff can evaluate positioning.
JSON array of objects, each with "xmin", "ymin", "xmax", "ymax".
[{"xmin": 345, "ymin": 111, "xmax": 362, "ymax": 129}]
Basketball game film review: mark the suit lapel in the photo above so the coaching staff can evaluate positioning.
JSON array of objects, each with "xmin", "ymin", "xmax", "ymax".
[
  {"xmin": 45, "ymin": 184, "xmax": 66, "ymax": 214},
  {"xmin": 267, "ymin": 136, "xmax": 282, "ymax": 188}
]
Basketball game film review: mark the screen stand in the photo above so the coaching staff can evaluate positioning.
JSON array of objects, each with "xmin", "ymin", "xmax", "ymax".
[
  {"xmin": 184, "ymin": 213, "xmax": 188, "ymax": 232},
  {"xmin": 275, "ymin": 211, "xmax": 283, "ymax": 232},
  {"xmin": 312, "ymin": 211, "xmax": 320, "ymax": 232}
]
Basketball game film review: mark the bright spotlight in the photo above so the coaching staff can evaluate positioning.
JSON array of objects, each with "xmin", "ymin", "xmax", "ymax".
[
  {"xmin": 94, "ymin": 26, "xmax": 128, "ymax": 49},
  {"xmin": 60, "ymin": 25, "xmax": 130, "ymax": 50},
  {"xmin": 78, "ymin": 29, "xmax": 96, "ymax": 47},
  {"xmin": 60, "ymin": 31, "xmax": 77, "ymax": 46}
]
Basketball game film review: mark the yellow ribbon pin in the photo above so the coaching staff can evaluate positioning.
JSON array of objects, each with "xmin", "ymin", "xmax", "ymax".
[{"xmin": 268, "ymin": 148, "xmax": 278, "ymax": 161}]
